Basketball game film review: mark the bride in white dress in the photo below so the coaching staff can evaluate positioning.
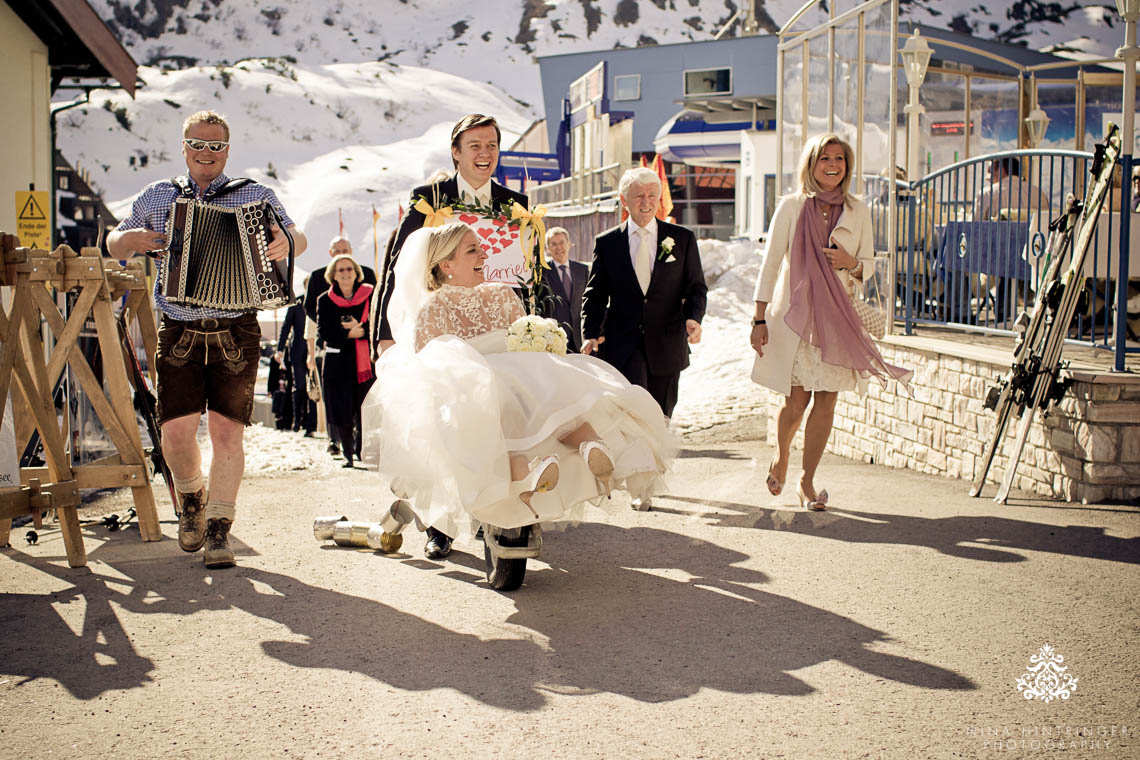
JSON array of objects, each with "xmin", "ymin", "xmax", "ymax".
[{"xmin": 363, "ymin": 222, "xmax": 673, "ymax": 547}]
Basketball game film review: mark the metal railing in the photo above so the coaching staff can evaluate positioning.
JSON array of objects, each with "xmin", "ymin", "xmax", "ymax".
[
  {"xmin": 877, "ymin": 149, "xmax": 1136, "ymax": 367},
  {"xmin": 527, "ymin": 163, "xmax": 622, "ymax": 209}
]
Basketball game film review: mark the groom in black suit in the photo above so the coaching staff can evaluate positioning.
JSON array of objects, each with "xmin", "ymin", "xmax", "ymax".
[
  {"xmin": 374, "ymin": 113, "xmax": 528, "ymax": 560},
  {"xmin": 581, "ymin": 167, "xmax": 707, "ymax": 421},
  {"xmin": 539, "ymin": 226, "xmax": 589, "ymax": 352},
  {"xmin": 374, "ymin": 113, "xmax": 528, "ymax": 354}
]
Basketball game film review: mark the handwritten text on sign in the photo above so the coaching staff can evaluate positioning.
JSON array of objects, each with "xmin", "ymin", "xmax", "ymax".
[{"xmin": 457, "ymin": 212, "xmax": 534, "ymax": 285}]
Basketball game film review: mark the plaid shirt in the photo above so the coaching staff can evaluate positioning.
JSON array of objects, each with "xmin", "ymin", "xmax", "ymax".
[{"xmin": 116, "ymin": 173, "xmax": 295, "ymax": 321}]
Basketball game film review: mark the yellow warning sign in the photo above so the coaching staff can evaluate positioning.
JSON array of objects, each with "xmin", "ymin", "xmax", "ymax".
[{"xmin": 16, "ymin": 190, "xmax": 50, "ymax": 250}]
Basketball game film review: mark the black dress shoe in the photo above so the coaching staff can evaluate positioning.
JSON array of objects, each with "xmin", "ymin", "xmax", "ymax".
[{"xmin": 424, "ymin": 527, "xmax": 453, "ymax": 559}]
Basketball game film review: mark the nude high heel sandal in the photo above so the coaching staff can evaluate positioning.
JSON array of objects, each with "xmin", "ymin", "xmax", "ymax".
[{"xmin": 797, "ymin": 481, "xmax": 828, "ymax": 511}]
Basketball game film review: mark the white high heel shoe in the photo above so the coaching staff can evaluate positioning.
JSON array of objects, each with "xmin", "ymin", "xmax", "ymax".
[
  {"xmin": 510, "ymin": 455, "xmax": 560, "ymax": 517},
  {"xmin": 580, "ymin": 441, "xmax": 615, "ymax": 497}
]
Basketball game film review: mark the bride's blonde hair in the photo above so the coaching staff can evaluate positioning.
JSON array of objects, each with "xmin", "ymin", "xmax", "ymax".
[{"xmin": 425, "ymin": 222, "xmax": 474, "ymax": 290}]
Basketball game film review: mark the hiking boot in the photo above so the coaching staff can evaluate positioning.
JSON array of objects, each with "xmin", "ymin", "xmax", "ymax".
[
  {"xmin": 203, "ymin": 518, "xmax": 236, "ymax": 569},
  {"xmin": 177, "ymin": 488, "xmax": 208, "ymax": 552}
]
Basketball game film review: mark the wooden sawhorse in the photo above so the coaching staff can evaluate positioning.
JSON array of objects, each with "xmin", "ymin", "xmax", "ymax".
[{"xmin": 1, "ymin": 234, "xmax": 161, "ymax": 567}]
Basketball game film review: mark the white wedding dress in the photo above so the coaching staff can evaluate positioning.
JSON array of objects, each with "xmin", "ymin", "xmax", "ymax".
[{"xmin": 362, "ymin": 282, "xmax": 673, "ymax": 540}]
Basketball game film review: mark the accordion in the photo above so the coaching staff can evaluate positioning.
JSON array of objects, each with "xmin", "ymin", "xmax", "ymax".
[{"xmin": 160, "ymin": 197, "xmax": 294, "ymax": 310}]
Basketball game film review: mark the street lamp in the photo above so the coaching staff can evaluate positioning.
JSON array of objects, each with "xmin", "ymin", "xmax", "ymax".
[
  {"xmin": 1113, "ymin": 0, "xmax": 1139, "ymax": 370},
  {"xmin": 1025, "ymin": 107, "xmax": 1050, "ymax": 148},
  {"xmin": 900, "ymin": 30, "xmax": 933, "ymax": 181}
]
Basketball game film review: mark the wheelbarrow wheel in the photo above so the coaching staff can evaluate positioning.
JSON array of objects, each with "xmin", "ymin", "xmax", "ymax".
[{"xmin": 484, "ymin": 526, "xmax": 528, "ymax": 591}]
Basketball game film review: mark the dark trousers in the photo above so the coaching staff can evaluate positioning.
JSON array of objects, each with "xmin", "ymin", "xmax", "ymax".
[
  {"xmin": 290, "ymin": 360, "xmax": 316, "ymax": 432},
  {"xmin": 616, "ymin": 345, "xmax": 679, "ymax": 418}
]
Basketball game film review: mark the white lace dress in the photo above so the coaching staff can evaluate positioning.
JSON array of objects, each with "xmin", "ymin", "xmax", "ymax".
[
  {"xmin": 362, "ymin": 283, "xmax": 673, "ymax": 539},
  {"xmin": 788, "ymin": 341, "xmax": 857, "ymax": 392}
]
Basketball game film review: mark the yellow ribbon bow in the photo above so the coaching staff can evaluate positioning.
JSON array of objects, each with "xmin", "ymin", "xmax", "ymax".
[
  {"xmin": 511, "ymin": 201, "xmax": 550, "ymax": 278},
  {"xmin": 413, "ymin": 198, "xmax": 454, "ymax": 228}
]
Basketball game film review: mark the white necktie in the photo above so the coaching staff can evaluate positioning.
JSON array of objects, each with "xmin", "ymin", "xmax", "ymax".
[{"xmin": 634, "ymin": 228, "xmax": 652, "ymax": 294}]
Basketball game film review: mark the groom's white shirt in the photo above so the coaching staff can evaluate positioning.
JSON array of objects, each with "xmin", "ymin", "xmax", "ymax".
[{"xmin": 457, "ymin": 173, "xmax": 491, "ymax": 206}]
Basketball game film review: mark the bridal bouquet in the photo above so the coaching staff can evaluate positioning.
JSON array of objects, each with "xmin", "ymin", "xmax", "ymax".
[{"xmin": 506, "ymin": 315, "xmax": 568, "ymax": 355}]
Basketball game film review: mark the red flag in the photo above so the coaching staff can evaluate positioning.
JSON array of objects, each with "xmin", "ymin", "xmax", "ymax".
[
  {"xmin": 651, "ymin": 155, "xmax": 674, "ymax": 220},
  {"xmin": 338, "ymin": 208, "xmax": 344, "ymax": 237},
  {"xmin": 397, "ymin": 203, "xmax": 404, "ymax": 222},
  {"xmin": 639, "ymin": 154, "xmax": 649, "ymax": 168}
]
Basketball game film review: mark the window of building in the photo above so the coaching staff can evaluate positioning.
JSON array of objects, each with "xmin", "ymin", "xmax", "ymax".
[
  {"xmin": 683, "ymin": 68, "xmax": 732, "ymax": 97},
  {"xmin": 613, "ymin": 74, "xmax": 641, "ymax": 101},
  {"xmin": 58, "ymin": 175, "xmax": 69, "ymax": 190}
]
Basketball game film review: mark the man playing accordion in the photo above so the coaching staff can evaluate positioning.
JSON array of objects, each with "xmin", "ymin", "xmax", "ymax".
[{"xmin": 108, "ymin": 110, "xmax": 308, "ymax": 568}]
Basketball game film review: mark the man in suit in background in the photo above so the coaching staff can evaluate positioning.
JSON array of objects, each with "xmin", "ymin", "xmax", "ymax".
[
  {"xmin": 275, "ymin": 277, "xmax": 316, "ymax": 436},
  {"xmin": 304, "ymin": 236, "xmax": 376, "ymax": 458},
  {"xmin": 539, "ymin": 226, "xmax": 588, "ymax": 353},
  {"xmin": 582, "ymin": 167, "xmax": 707, "ymax": 509},
  {"xmin": 375, "ymin": 113, "xmax": 528, "ymax": 358}
]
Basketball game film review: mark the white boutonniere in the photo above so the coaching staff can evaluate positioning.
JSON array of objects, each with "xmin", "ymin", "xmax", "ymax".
[{"xmin": 657, "ymin": 236, "xmax": 676, "ymax": 262}]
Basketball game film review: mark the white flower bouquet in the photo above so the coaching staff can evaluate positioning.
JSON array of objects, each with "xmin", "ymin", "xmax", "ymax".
[{"xmin": 506, "ymin": 315, "xmax": 569, "ymax": 355}]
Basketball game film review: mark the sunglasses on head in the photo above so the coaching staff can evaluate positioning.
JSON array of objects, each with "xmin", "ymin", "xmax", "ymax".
[{"xmin": 183, "ymin": 138, "xmax": 229, "ymax": 152}]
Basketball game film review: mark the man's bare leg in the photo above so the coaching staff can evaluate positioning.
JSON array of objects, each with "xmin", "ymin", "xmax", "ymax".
[
  {"xmin": 202, "ymin": 411, "xmax": 244, "ymax": 568},
  {"xmin": 163, "ymin": 413, "xmax": 209, "ymax": 552}
]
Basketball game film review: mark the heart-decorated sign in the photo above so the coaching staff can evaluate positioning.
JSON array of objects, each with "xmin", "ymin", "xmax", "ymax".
[{"xmin": 458, "ymin": 212, "xmax": 529, "ymax": 284}]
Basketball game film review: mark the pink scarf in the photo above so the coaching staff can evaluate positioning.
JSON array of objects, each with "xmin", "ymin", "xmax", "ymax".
[
  {"xmin": 328, "ymin": 283, "xmax": 374, "ymax": 383},
  {"xmin": 783, "ymin": 189, "xmax": 911, "ymax": 389}
]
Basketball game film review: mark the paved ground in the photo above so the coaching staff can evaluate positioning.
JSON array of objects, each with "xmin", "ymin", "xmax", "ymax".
[{"xmin": 2, "ymin": 418, "xmax": 1137, "ymax": 759}]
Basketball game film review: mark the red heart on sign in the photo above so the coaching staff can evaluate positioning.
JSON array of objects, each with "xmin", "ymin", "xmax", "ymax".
[
  {"xmin": 477, "ymin": 228, "xmax": 493, "ymax": 240},
  {"xmin": 458, "ymin": 213, "xmax": 480, "ymax": 225}
]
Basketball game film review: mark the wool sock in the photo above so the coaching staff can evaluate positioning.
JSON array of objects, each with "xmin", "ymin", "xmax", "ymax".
[
  {"xmin": 204, "ymin": 498, "xmax": 236, "ymax": 523},
  {"xmin": 173, "ymin": 472, "xmax": 205, "ymax": 495}
]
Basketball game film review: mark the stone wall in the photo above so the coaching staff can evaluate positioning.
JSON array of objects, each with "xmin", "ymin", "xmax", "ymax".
[{"xmin": 762, "ymin": 336, "xmax": 1140, "ymax": 504}]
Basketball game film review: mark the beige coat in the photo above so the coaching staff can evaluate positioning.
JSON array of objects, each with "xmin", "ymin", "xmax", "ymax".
[{"xmin": 750, "ymin": 193, "xmax": 876, "ymax": 397}]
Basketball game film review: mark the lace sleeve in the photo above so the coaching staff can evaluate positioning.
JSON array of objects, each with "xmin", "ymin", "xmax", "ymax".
[{"xmin": 413, "ymin": 293, "xmax": 450, "ymax": 352}]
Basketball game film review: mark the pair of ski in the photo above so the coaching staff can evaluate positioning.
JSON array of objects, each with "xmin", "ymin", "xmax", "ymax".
[{"xmin": 971, "ymin": 124, "xmax": 1122, "ymax": 503}]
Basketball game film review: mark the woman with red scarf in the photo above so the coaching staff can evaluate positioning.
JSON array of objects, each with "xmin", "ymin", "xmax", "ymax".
[
  {"xmin": 317, "ymin": 254, "xmax": 375, "ymax": 468},
  {"xmin": 750, "ymin": 134, "xmax": 911, "ymax": 510}
]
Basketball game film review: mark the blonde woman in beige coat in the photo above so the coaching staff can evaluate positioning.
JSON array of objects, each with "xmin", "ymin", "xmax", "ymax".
[{"xmin": 750, "ymin": 134, "xmax": 910, "ymax": 510}]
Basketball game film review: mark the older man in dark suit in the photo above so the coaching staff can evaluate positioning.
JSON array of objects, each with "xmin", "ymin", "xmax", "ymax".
[
  {"xmin": 582, "ymin": 168, "xmax": 708, "ymax": 502},
  {"xmin": 539, "ymin": 226, "xmax": 589, "ymax": 352}
]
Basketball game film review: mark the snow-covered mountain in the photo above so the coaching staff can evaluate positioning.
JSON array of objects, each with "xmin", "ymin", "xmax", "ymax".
[
  {"xmin": 89, "ymin": 1, "xmax": 1119, "ymax": 95},
  {"xmin": 59, "ymin": 0, "xmax": 1120, "ymax": 274}
]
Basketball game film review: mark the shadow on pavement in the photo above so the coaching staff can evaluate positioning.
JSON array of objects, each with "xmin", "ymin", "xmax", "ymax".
[
  {"xmin": 676, "ymin": 448, "xmax": 750, "ymax": 461},
  {"xmin": 508, "ymin": 524, "xmax": 974, "ymax": 702},
  {"xmin": 662, "ymin": 495, "xmax": 1140, "ymax": 564},
  {"xmin": 1, "ymin": 521, "xmax": 974, "ymax": 707}
]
